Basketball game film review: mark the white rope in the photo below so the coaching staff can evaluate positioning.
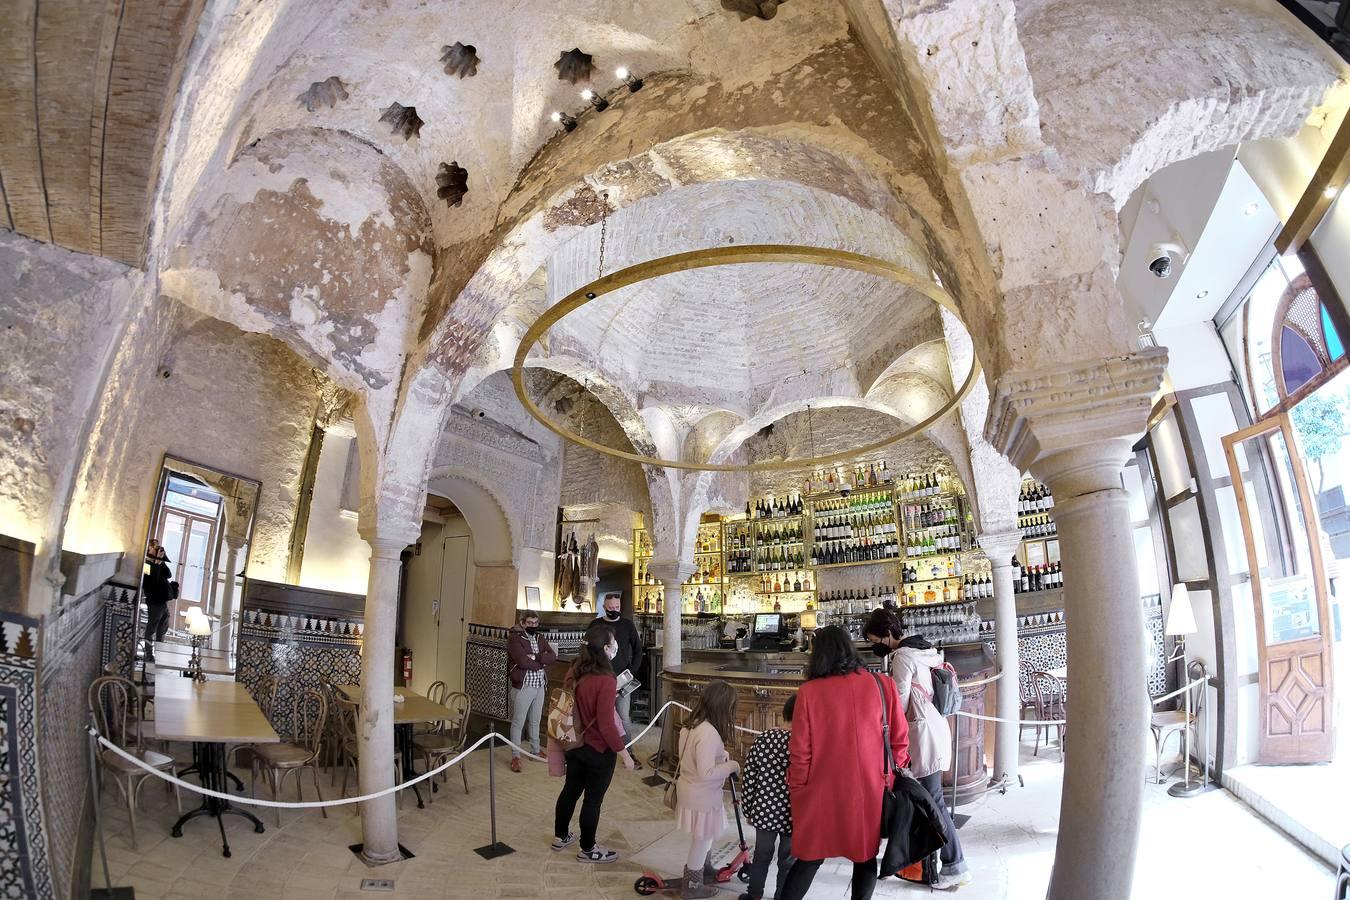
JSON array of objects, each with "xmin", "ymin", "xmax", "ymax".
[
  {"xmin": 626, "ymin": 699, "xmax": 763, "ymax": 750},
  {"xmin": 92, "ymin": 728, "xmax": 544, "ymax": 809},
  {"xmin": 1151, "ymin": 676, "xmax": 1206, "ymax": 706},
  {"xmin": 955, "ymin": 711, "xmax": 1066, "ymax": 726}
]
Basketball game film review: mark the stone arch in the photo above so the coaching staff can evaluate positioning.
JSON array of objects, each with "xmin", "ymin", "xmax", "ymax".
[{"xmin": 424, "ymin": 466, "xmax": 516, "ymax": 566}]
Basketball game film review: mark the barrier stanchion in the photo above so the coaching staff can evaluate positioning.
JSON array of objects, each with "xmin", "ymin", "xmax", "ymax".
[
  {"xmin": 87, "ymin": 714, "xmax": 129, "ymax": 900},
  {"xmin": 473, "ymin": 730, "xmax": 514, "ymax": 859}
]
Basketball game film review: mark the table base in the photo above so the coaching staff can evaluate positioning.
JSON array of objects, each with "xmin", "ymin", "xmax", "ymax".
[
  {"xmin": 397, "ymin": 723, "xmax": 425, "ymax": 808},
  {"xmin": 170, "ymin": 741, "xmax": 265, "ymax": 857}
]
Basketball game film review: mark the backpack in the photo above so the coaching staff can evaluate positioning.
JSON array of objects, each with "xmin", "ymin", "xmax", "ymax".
[
  {"xmin": 930, "ymin": 662, "xmax": 962, "ymax": 716},
  {"xmin": 546, "ymin": 685, "xmax": 592, "ymax": 752}
]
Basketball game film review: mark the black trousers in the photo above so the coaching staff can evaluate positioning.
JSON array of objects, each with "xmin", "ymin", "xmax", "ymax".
[
  {"xmin": 554, "ymin": 745, "xmax": 616, "ymax": 850},
  {"xmin": 143, "ymin": 602, "xmax": 170, "ymax": 648},
  {"xmin": 780, "ymin": 858, "xmax": 877, "ymax": 900},
  {"xmin": 746, "ymin": 827, "xmax": 793, "ymax": 898}
]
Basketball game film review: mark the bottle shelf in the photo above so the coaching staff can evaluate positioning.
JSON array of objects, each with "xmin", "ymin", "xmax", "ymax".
[
  {"xmin": 813, "ymin": 559, "xmax": 899, "ymax": 570},
  {"xmin": 754, "ymin": 589, "xmax": 817, "ymax": 596},
  {"xmin": 754, "ymin": 541, "xmax": 804, "ymax": 548},
  {"xmin": 903, "ymin": 575, "xmax": 961, "ymax": 584}
]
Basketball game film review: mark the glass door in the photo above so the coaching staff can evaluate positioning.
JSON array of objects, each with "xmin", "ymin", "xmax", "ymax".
[{"xmin": 1223, "ymin": 414, "xmax": 1335, "ymax": 763}]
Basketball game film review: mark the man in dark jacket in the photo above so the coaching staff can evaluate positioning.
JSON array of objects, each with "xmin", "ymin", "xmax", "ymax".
[
  {"xmin": 600, "ymin": 594, "xmax": 643, "ymax": 763},
  {"xmin": 507, "ymin": 610, "xmax": 557, "ymax": 772},
  {"xmin": 141, "ymin": 540, "xmax": 174, "ymax": 661}
]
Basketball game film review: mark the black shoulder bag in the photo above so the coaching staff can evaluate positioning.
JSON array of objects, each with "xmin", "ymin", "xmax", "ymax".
[{"xmin": 872, "ymin": 672, "xmax": 901, "ymax": 833}]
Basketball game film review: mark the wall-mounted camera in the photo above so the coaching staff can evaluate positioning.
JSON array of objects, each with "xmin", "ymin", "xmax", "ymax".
[{"xmin": 1147, "ymin": 241, "xmax": 1188, "ymax": 279}]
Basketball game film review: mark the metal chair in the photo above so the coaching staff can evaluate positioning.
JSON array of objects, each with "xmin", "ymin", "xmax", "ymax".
[
  {"xmin": 88, "ymin": 675, "xmax": 182, "ymax": 850},
  {"xmin": 1334, "ymin": 843, "xmax": 1349, "ymax": 900},
  {"xmin": 413, "ymin": 691, "xmax": 472, "ymax": 798},
  {"xmin": 1029, "ymin": 671, "xmax": 1068, "ymax": 759},
  {"xmin": 331, "ymin": 692, "xmax": 404, "ymax": 808},
  {"xmin": 1150, "ymin": 665, "xmax": 1203, "ymax": 784},
  {"xmin": 251, "ymin": 688, "xmax": 328, "ymax": 826}
]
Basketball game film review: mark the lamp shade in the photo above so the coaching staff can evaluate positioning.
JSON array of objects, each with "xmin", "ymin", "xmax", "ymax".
[
  {"xmin": 799, "ymin": 609, "xmax": 818, "ymax": 630},
  {"xmin": 188, "ymin": 616, "xmax": 212, "ymax": 637},
  {"xmin": 1165, "ymin": 583, "xmax": 1197, "ymax": 636}
]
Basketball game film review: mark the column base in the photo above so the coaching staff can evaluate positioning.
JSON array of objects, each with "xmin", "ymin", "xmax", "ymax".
[{"xmin": 350, "ymin": 842, "xmax": 416, "ymax": 865}]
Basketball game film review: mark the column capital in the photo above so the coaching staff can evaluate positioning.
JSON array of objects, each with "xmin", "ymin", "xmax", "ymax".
[
  {"xmin": 360, "ymin": 528, "xmax": 419, "ymax": 558},
  {"xmin": 977, "ymin": 530, "xmax": 1022, "ymax": 560},
  {"xmin": 647, "ymin": 560, "xmax": 695, "ymax": 586},
  {"xmin": 986, "ymin": 348, "xmax": 1167, "ymax": 474}
]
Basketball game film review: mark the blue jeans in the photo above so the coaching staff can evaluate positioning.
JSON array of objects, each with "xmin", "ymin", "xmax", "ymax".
[
  {"xmin": 918, "ymin": 771, "xmax": 967, "ymax": 875},
  {"xmin": 747, "ymin": 827, "xmax": 792, "ymax": 898}
]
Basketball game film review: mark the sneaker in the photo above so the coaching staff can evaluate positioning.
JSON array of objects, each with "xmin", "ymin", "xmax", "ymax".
[
  {"xmin": 551, "ymin": 832, "xmax": 576, "ymax": 851},
  {"xmin": 576, "ymin": 844, "xmax": 619, "ymax": 864},
  {"xmin": 934, "ymin": 871, "xmax": 972, "ymax": 890},
  {"xmin": 510, "ymin": 757, "xmax": 522, "ymax": 773}
]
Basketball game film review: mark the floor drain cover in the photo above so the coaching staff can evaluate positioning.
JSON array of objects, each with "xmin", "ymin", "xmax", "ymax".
[{"xmin": 360, "ymin": 879, "xmax": 395, "ymax": 892}]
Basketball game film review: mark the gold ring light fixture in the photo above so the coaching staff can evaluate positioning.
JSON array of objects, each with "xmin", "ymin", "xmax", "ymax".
[{"xmin": 511, "ymin": 243, "xmax": 980, "ymax": 471}]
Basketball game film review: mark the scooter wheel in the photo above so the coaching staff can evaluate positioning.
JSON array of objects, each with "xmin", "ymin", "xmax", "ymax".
[
  {"xmin": 635, "ymin": 876, "xmax": 660, "ymax": 895},
  {"xmin": 737, "ymin": 868, "xmax": 751, "ymax": 883}
]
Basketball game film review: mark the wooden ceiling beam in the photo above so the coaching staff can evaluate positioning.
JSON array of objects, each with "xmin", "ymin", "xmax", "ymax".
[{"xmin": 1276, "ymin": 109, "xmax": 1350, "ymax": 255}]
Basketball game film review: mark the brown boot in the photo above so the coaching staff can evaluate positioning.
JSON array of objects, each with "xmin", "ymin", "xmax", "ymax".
[{"xmin": 681, "ymin": 865, "xmax": 717, "ymax": 899}]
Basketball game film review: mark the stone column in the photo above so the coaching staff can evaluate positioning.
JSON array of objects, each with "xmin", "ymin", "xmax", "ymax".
[
  {"xmin": 987, "ymin": 349, "xmax": 1166, "ymax": 900},
  {"xmin": 977, "ymin": 530, "xmax": 1022, "ymax": 785},
  {"xmin": 356, "ymin": 530, "xmax": 416, "ymax": 865},
  {"xmin": 648, "ymin": 563, "xmax": 693, "ymax": 669},
  {"xmin": 217, "ymin": 539, "xmax": 243, "ymax": 652}
]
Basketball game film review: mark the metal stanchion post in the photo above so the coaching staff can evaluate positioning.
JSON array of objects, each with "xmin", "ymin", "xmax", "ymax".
[
  {"xmin": 474, "ymin": 730, "xmax": 515, "ymax": 859},
  {"xmin": 89, "ymin": 722, "xmax": 133, "ymax": 899}
]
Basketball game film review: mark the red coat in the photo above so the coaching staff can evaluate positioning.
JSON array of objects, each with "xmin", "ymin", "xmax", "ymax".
[{"xmin": 788, "ymin": 669, "xmax": 909, "ymax": 862}]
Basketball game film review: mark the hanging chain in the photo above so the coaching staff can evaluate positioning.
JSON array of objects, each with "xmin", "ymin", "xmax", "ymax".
[{"xmin": 597, "ymin": 192, "xmax": 609, "ymax": 280}]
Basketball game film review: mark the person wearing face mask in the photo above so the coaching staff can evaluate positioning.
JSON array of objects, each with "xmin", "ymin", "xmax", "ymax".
[
  {"xmin": 553, "ymin": 621, "xmax": 633, "ymax": 863},
  {"xmin": 863, "ymin": 607, "xmax": 969, "ymax": 890},
  {"xmin": 508, "ymin": 611, "xmax": 558, "ymax": 773},
  {"xmin": 599, "ymin": 594, "xmax": 644, "ymax": 766}
]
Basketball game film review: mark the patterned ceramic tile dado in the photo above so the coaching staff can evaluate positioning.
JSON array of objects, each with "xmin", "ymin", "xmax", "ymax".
[
  {"xmin": 464, "ymin": 625, "xmax": 510, "ymax": 721},
  {"xmin": 0, "ymin": 612, "xmax": 50, "ymax": 900},
  {"xmin": 236, "ymin": 618, "xmax": 363, "ymax": 735},
  {"xmin": 100, "ymin": 582, "xmax": 139, "ymax": 680}
]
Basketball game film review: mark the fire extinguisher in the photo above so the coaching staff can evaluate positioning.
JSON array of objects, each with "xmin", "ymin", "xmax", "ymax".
[{"xmin": 401, "ymin": 648, "xmax": 413, "ymax": 686}]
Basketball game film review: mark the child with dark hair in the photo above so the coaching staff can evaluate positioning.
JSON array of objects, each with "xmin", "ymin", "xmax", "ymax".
[{"xmin": 738, "ymin": 694, "xmax": 796, "ymax": 900}]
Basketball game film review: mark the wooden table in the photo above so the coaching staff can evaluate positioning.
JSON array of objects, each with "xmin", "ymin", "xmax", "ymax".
[
  {"xmin": 334, "ymin": 685, "xmax": 454, "ymax": 808},
  {"xmin": 155, "ymin": 678, "xmax": 278, "ymax": 856}
]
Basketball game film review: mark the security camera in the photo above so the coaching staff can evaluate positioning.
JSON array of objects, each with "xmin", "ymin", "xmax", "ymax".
[
  {"xmin": 469, "ymin": 407, "xmax": 487, "ymax": 419},
  {"xmin": 157, "ymin": 367, "xmax": 172, "ymax": 379},
  {"xmin": 1147, "ymin": 241, "xmax": 1187, "ymax": 279}
]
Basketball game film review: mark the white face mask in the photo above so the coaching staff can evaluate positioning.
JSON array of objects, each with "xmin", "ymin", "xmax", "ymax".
[{"xmin": 605, "ymin": 642, "xmax": 618, "ymax": 660}]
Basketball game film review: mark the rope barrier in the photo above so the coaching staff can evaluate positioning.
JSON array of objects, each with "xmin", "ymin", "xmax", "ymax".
[
  {"xmin": 91, "ymin": 727, "xmax": 545, "ymax": 809},
  {"xmin": 955, "ymin": 711, "xmax": 1066, "ymax": 726},
  {"xmin": 1151, "ymin": 676, "xmax": 1206, "ymax": 706}
]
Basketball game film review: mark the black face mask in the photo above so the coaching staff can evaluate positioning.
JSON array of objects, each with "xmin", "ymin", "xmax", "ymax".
[
  {"xmin": 604, "ymin": 610, "xmax": 620, "ymax": 621},
  {"xmin": 870, "ymin": 642, "xmax": 891, "ymax": 658},
  {"xmin": 524, "ymin": 626, "xmax": 538, "ymax": 636}
]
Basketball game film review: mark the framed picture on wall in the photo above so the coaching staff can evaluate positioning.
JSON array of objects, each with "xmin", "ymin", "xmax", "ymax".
[{"xmin": 524, "ymin": 586, "xmax": 541, "ymax": 610}]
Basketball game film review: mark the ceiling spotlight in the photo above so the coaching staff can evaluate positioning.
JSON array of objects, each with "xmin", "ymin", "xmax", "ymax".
[
  {"xmin": 615, "ymin": 66, "xmax": 644, "ymax": 92},
  {"xmin": 1243, "ymin": 202, "xmax": 1260, "ymax": 217},
  {"xmin": 551, "ymin": 110, "xmax": 577, "ymax": 131},
  {"xmin": 580, "ymin": 88, "xmax": 609, "ymax": 112},
  {"xmin": 1196, "ymin": 290, "xmax": 1209, "ymax": 299},
  {"xmin": 1323, "ymin": 185, "xmax": 1340, "ymax": 200}
]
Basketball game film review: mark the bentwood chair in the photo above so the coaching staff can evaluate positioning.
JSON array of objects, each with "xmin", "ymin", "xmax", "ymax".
[
  {"xmin": 414, "ymin": 681, "xmax": 448, "ymax": 735},
  {"xmin": 252, "ymin": 688, "xmax": 328, "ymax": 826},
  {"xmin": 1150, "ymin": 662, "xmax": 1203, "ymax": 784},
  {"xmin": 88, "ymin": 675, "xmax": 182, "ymax": 850},
  {"xmin": 413, "ymin": 691, "xmax": 472, "ymax": 798},
  {"xmin": 1029, "ymin": 671, "xmax": 1068, "ymax": 759},
  {"xmin": 331, "ymin": 692, "xmax": 404, "ymax": 809}
]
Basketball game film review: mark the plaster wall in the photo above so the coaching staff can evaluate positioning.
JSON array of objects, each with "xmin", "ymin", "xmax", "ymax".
[
  {"xmin": 299, "ymin": 432, "xmax": 371, "ymax": 594},
  {"xmin": 67, "ymin": 303, "xmax": 327, "ymax": 585},
  {"xmin": 0, "ymin": 234, "xmax": 143, "ymax": 581},
  {"xmin": 1153, "ymin": 321, "xmax": 1236, "ymax": 393},
  {"xmin": 1312, "ymin": 191, "xmax": 1350, "ymax": 308}
]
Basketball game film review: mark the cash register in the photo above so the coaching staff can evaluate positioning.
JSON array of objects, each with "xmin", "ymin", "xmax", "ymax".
[{"xmin": 749, "ymin": 612, "xmax": 788, "ymax": 651}]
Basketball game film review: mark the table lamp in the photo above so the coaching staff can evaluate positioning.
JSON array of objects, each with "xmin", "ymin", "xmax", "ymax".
[
  {"xmin": 1163, "ymin": 583, "xmax": 1205, "ymax": 797},
  {"xmin": 1165, "ymin": 583, "xmax": 1197, "ymax": 642},
  {"xmin": 186, "ymin": 610, "xmax": 212, "ymax": 682}
]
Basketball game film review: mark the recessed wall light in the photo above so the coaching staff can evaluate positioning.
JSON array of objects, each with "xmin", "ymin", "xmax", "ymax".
[{"xmin": 1196, "ymin": 290, "xmax": 1209, "ymax": 299}]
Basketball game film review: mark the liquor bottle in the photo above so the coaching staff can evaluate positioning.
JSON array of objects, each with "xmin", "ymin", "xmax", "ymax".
[
  {"xmin": 802, "ymin": 572, "xmax": 812, "ymax": 591},
  {"xmin": 942, "ymin": 582, "xmax": 951, "ymax": 602},
  {"xmin": 1020, "ymin": 565, "xmax": 1031, "ymax": 593},
  {"xmin": 773, "ymin": 597, "xmax": 782, "ymax": 612},
  {"xmin": 773, "ymin": 574, "xmax": 782, "ymax": 593},
  {"xmin": 1012, "ymin": 555, "xmax": 1022, "ymax": 594}
]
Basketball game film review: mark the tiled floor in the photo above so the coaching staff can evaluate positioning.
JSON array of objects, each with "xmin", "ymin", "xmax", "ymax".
[
  {"xmin": 96, "ymin": 733, "xmax": 1335, "ymax": 898},
  {"xmin": 1226, "ymin": 755, "xmax": 1350, "ymax": 866}
]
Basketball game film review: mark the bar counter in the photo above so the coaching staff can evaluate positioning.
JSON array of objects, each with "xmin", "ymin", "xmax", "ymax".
[{"xmin": 658, "ymin": 643, "xmax": 994, "ymax": 789}]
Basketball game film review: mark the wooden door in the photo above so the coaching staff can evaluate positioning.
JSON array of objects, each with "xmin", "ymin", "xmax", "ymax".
[{"xmin": 1223, "ymin": 415, "xmax": 1335, "ymax": 763}]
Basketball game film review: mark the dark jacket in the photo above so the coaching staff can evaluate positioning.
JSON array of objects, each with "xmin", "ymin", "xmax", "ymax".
[
  {"xmin": 507, "ymin": 625, "xmax": 557, "ymax": 689},
  {"xmin": 742, "ymin": 727, "xmax": 792, "ymax": 833},
  {"xmin": 878, "ymin": 770, "xmax": 952, "ymax": 873},
  {"xmin": 142, "ymin": 560, "xmax": 173, "ymax": 605},
  {"xmin": 601, "ymin": 614, "xmax": 643, "ymax": 677}
]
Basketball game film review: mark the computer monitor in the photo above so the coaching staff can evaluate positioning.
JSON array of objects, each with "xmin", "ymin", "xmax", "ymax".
[{"xmin": 753, "ymin": 613, "xmax": 783, "ymax": 635}]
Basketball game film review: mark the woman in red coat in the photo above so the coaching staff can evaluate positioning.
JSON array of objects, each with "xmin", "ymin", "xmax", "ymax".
[{"xmin": 781, "ymin": 625, "xmax": 909, "ymax": 900}]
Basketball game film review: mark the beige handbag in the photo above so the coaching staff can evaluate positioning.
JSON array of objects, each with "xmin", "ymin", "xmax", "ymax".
[{"xmin": 664, "ymin": 730, "xmax": 687, "ymax": 810}]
